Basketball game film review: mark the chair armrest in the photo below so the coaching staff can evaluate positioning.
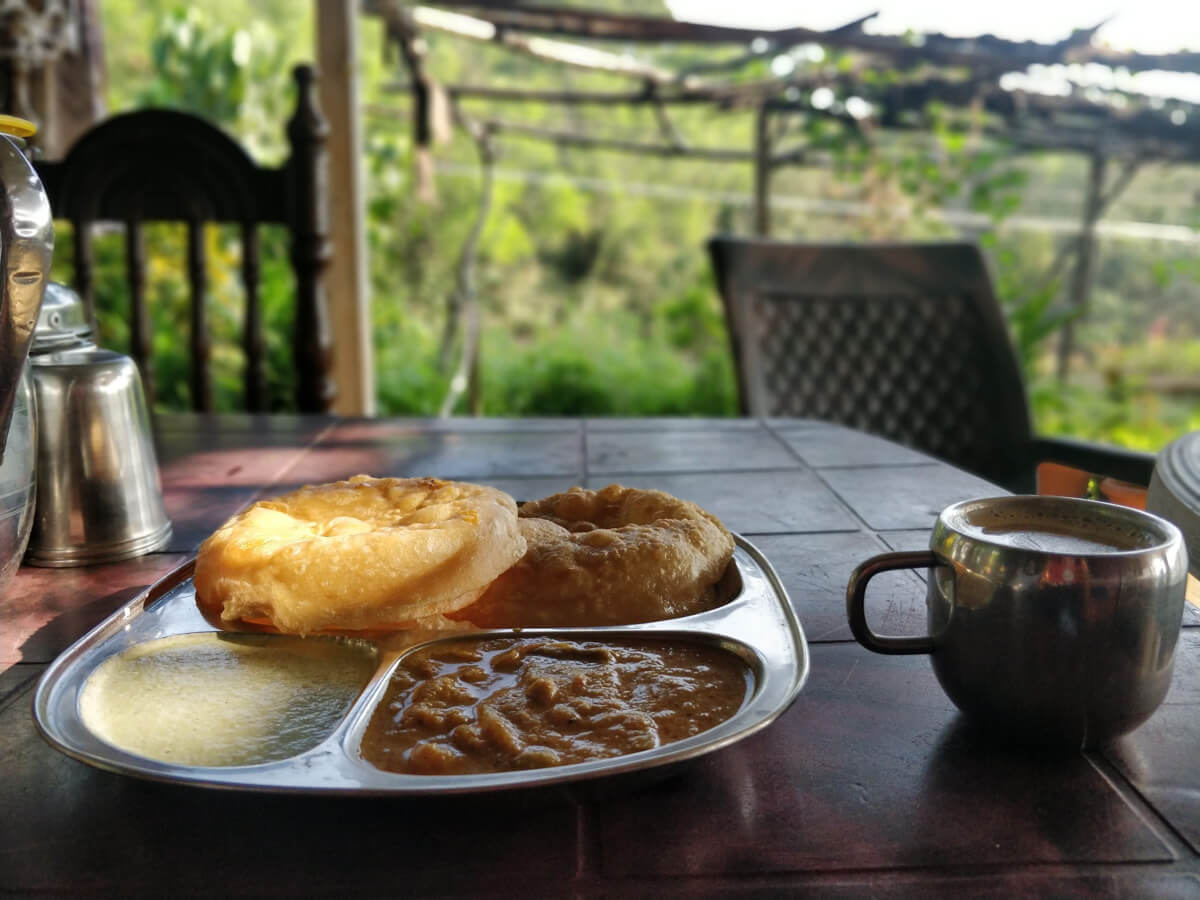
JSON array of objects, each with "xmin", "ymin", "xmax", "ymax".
[{"xmin": 1029, "ymin": 435, "xmax": 1157, "ymax": 488}]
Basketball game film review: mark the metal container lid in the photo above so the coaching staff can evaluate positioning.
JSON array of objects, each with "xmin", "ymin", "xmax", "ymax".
[
  {"xmin": 1147, "ymin": 430, "xmax": 1200, "ymax": 578},
  {"xmin": 32, "ymin": 282, "xmax": 93, "ymax": 354}
]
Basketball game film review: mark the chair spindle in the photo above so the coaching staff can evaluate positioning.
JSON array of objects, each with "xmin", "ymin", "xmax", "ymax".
[
  {"xmin": 241, "ymin": 223, "xmax": 267, "ymax": 412},
  {"xmin": 123, "ymin": 219, "xmax": 154, "ymax": 407},
  {"xmin": 72, "ymin": 218, "xmax": 94, "ymax": 316},
  {"xmin": 186, "ymin": 220, "xmax": 212, "ymax": 413}
]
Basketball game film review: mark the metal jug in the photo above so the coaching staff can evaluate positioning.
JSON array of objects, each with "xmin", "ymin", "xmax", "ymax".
[{"xmin": 0, "ymin": 129, "xmax": 54, "ymax": 592}]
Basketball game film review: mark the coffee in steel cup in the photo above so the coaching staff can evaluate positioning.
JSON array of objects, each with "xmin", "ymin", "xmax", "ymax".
[{"xmin": 845, "ymin": 495, "xmax": 1188, "ymax": 747}]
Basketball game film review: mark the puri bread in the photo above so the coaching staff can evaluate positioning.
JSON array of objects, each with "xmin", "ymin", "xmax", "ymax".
[
  {"xmin": 452, "ymin": 484, "xmax": 735, "ymax": 627},
  {"xmin": 194, "ymin": 476, "xmax": 526, "ymax": 635}
]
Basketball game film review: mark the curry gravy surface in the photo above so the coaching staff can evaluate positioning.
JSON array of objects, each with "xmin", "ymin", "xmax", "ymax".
[
  {"xmin": 359, "ymin": 636, "xmax": 751, "ymax": 775},
  {"xmin": 80, "ymin": 633, "xmax": 377, "ymax": 767}
]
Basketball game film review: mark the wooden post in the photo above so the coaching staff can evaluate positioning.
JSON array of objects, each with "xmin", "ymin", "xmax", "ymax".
[
  {"xmin": 317, "ymin": 0, "xmax": 376, "ymax": 415},
  {"xmin": 1056, "ymin": 151, "xmax": 1107, "ymax": 383},
  {"xmin": 753, "ymin": 102, "xmax": 771, "ymax": 236}
]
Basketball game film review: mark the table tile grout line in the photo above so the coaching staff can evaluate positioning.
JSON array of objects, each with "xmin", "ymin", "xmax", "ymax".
[
  {"xmin": 589, "ymin": 465, "xmax": 809, "ymax": 478},
  {"xmin": 1102, "ymin": 762, "xmax": 1200, "ymax": 859},
  {"xmin": 164, "ymin": 422, "xmax": 344, "ymax": 555},
  {"xmin": 0, "ymin": 664, "xmax": 42, "ymax": 711},
  {"xmin": 740, "ymin": 529, "xmax": 915, "ymax": 645},
  {"xmin": 809, "ymin": 463, "xmax": 921, "ymax": 536},
  {"xmin": 761, "ymin": 418, "xmax": 817, "ymax": 473},
  {"xmin": 581, "ymin": 417, "xmax": 768, "ymax": 433},
  {"xmin": 588, "ymin": 465, "xmax": 863, "ymax": 480},
  {"xmin": 808, "ymin": 461, "xmax": 945, "ymax": 471},
  {"xmin": 568, "ymin": 860, "xmax": 1200, "ymax": 894},
  {"xmin": 580, "ymin": 418, "xmax": 589, "ymax": 485},
  {"xmin": 760, "ymin": 422, "xmax": 911, "ymax": 535},
  {"xmin": 805, "ymin": 466, "xmax": 942, "ymax": 608},
  {"xmin": 763, "ymin": 424, "xmax": 945, "ymax": 474},
  {"xmin": 573, "ymin": 422, "xmax": 594, "ymax": 882},
  {"xmin": 586, "ymin": 463, "xmax": 943, "ymax": 476},
  {"xmin": 1085, "ymin": 749, "xmax": 1200, "ymax": 860},
  {"xmin": 739, "ymin": 440, "xmax": 933, "ymax": 631},
  {"xmin": 739, "ymin": 527, "xmax": 881, "ymax": 537},
  {"xmin": 247, "ymin": 418, "xmax": 343, "ymax": 502},
  {"xmin": 575, "ymin": 795, "xmax": 602, "ymax": 883}
]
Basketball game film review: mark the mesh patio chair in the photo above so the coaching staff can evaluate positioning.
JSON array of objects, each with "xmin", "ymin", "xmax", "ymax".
[
  {"xmin": 708, "ymin": 236, "xmax": 1155, "ymax": 494},
  {"xmin": 33, "ymin": 65, "xmax": 334, "ymax": 413}
]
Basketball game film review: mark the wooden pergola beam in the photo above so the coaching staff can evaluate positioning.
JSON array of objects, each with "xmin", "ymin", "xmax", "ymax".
[
  {"xmin": 387, "ymin": 84, "xmax": 716, "ymax": 105},
  {"xmin": 368, "ymin": 1, "xmax": 714, "ymax": 90},
  {"xmin": 419, "ymin": 3, "xmax": 1200, "ymax": 75},
  {"xmin": 386, "ymin": 68, "xmax": 853, "ymax": 109},
  {"xmin": 406, "ymin": 2, "xmax": 848, "ymax": 43},
  {"xmin": 365, "ymin": 104, "xmax": 814, "ymax": 165},
  {"xmin": 384, "ymin": 74, "xmax": 1200, "ymax": 162},
  {"xmin": 1075, "ymin": 45, "xmax": 1200, "ymax": 73},
  {"xmin": 367, "ymin": 0, "xmax": 1200, "ymax": 161}
]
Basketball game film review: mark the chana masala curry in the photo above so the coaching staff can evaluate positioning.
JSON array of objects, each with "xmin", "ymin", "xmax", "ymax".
[{"xmin": 361, "ymin": 637, "xmax": 752, "ymax": 775}]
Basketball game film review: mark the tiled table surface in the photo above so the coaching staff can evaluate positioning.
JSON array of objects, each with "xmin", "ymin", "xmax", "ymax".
[{"xmin": 2, "ymin": 416, "xmax": 1197, "ymax": 898}]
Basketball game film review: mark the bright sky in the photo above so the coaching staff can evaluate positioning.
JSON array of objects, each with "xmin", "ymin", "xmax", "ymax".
[
  {"xmin": 667, "ymin": 1, "xmax": 1199, "ymax": 51},
  {"xmin": 668, "ymin": 0, "xmax": 1200, "ymax": 100}
]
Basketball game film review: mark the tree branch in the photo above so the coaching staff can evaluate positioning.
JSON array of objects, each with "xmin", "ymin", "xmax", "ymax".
[
  {"xmin": 648, "ymin": 85, "xmax": 689, "ymax": 150},
  {"xmin": 439, "ymin": 107, "xmax": 494, "ymax": 416},
  {"xmin": 1035, "ymin": 154, "xmax": 1146, "ymax": 296}
]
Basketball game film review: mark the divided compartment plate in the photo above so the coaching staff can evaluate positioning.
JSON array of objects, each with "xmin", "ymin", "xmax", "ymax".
[{"xmin": 34, "ymin": 535, "xmax": 809, "ymax": 795}]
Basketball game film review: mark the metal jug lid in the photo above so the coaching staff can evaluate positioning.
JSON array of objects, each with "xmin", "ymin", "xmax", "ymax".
[{"xmin": 32, "ymin": 282, "xmax": 93, "ymax": 354}]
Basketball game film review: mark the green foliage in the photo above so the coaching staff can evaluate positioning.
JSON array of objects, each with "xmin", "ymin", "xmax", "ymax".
[
  {"xmin": 980, "ymin": 231, "xmax": 1078, "ymax": 370},
  {"xmin": 134, "ymin": 7, "xmax": 293, "ymax": 160},
  {"xmin": 479, "ymin": 317, "xmax": 736, "ymax": 417},
  {"xmin": 88, "ymin": 5, "xmax": 1200, "ymax": 455},
  {"xmin": 1030, "ymin": 371, "xmax": 1200, "ymax": 451}
]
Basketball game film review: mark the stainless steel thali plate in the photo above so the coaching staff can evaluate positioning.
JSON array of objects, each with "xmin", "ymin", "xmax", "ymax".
[{"xmin": 34, "ymin": 535, "xmax": 808, "ymax": 795}]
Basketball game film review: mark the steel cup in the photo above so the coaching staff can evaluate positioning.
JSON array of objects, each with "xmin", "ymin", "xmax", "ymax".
[
  {"xmin": 846, "ymin": 495, "xmax": 1188, "ymax": 747},
  {"xmin": 26, "ymin": 347, "xmax": 171, "ymax": 566}
]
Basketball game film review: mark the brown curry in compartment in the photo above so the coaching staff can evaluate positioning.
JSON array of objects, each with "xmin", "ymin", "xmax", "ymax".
[{"xmin": 360, "ymin": 636, "xmax": 752, "ymax": 775}]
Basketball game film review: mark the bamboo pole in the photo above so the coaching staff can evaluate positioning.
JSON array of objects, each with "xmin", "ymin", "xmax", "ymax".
[{"xmin": 475, "ymin": 117, "xmax": 759, "ymax": 162}]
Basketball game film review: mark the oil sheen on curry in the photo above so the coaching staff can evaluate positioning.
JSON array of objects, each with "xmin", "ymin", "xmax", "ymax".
[{"xmin": 360, "ymin": 636, "xmax": 752, "ymax": 775}]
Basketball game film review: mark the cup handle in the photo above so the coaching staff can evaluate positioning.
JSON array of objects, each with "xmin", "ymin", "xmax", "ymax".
[{"xmin": 846, "ymin": 550, "xmax": 944, "ymax": 655}]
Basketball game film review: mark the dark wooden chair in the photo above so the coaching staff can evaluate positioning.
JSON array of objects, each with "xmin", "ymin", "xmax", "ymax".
[
  {"xmin": 34, "ymin": 65, "xmax": 334, "ymax": 413},
  {"xmin": 708, "ymin": 236, "xmax": 1155, "ymax": 493}
]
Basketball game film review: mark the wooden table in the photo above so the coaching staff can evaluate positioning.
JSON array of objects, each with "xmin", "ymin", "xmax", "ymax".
[{"xmin": 3, "ymin": 416, "xmax": 1197, "ymax": 897}]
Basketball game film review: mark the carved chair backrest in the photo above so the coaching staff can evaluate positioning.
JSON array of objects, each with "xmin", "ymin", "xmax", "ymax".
[
  {"xmin": 708, "ymin": 236, "xmax": 1034, "ymax": 486},
  {"xmin": 34, "ymin": 65, "xmax": 334, "ymax": 413}
]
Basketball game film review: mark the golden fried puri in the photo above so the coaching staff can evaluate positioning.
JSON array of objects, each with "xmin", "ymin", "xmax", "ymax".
[
  {"xmin": 452, "ymin": 484, "xmax": 735, "ymax": 627},
  {"xmin": 194, "ymin": 476, "xmax": 526, "ymax": 635}
]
